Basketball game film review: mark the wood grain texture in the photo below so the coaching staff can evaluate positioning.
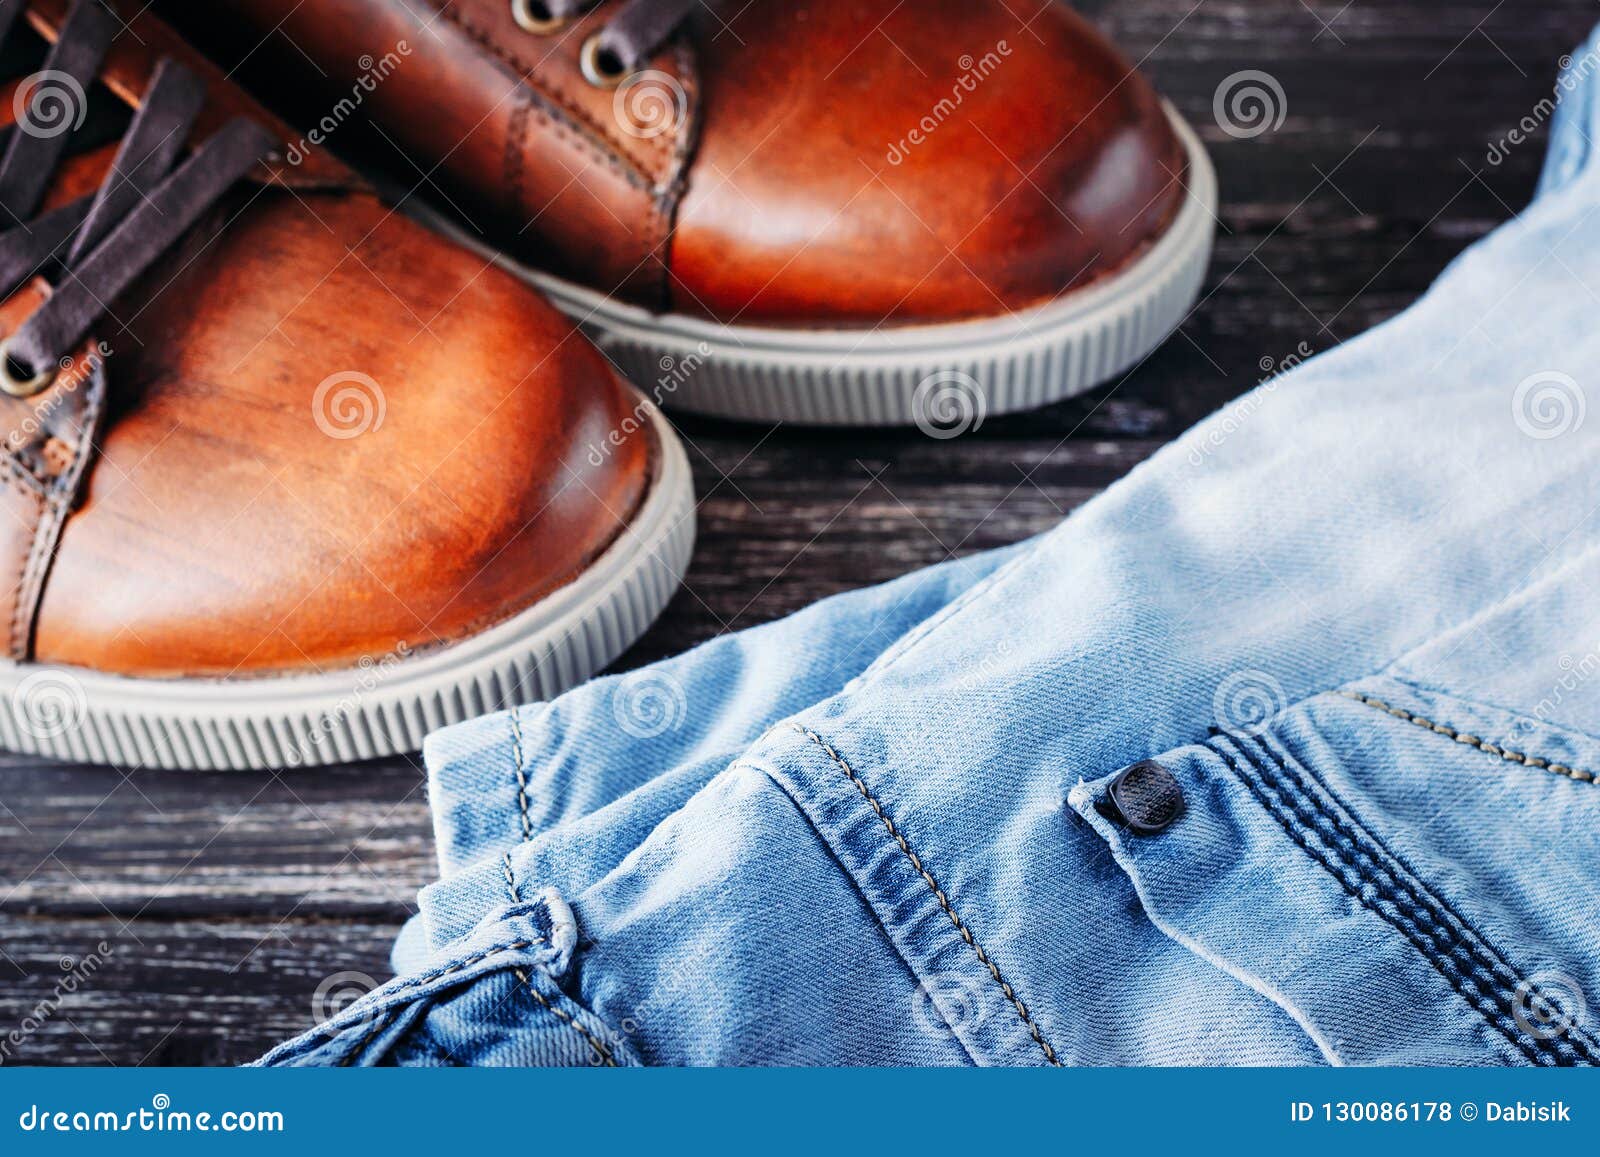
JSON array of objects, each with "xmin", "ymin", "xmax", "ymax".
[{"xmin": 3, "ymin": 0, "xmax": 1597, "ymax": 1065}]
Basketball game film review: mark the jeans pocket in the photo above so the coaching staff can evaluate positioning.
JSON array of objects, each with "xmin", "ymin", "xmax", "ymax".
[{"xmin": 1068, "ymin": 680, "xmax": 1600, "ymax": 1066}]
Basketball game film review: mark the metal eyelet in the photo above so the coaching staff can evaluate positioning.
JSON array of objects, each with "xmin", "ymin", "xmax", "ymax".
[
  {"xmin": 511, "ymin": 0, "xmax": 568, "ymax": 35},
  {"xmin": 0, "ymin": 338, "xmax": 53, "ymax": 398},
  {"xmin": 579, "ymin": 32, "xmax": 632, "ymax": 88}
]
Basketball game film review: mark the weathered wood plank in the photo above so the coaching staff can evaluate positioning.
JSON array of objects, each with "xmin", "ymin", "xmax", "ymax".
[
  {"xmin": 0, "ymin": 758, "xmax": 432, "ymax": 918},
  {"xmin": 0, "ymin": 917, "xmax": 399, "ymax": 1067}
]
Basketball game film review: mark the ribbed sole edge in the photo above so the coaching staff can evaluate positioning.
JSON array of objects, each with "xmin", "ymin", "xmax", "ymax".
[{"xmin": 503, "ymin": 106, "xmax": 1217, "ymax": 426}]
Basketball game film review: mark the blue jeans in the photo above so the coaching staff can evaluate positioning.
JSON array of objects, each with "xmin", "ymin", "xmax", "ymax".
[{"xmin": 261, "ymin": 35, "xmax": 1600, "ymax": 1067}]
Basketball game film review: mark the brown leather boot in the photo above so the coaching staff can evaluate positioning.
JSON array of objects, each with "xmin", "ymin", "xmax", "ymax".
[
  {"xmin": 0, "ymin": 0, "xmax": 694, "ymax": 770},
  {"xmin": 173, "ymin": 0, "xmax": 1216, "ymax": 426}
]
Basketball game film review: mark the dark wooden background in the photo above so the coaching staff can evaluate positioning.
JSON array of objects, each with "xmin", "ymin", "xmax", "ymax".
[{"xmin": 3, "ymin": 0, "xmax": 1596, "ymax": 1065}]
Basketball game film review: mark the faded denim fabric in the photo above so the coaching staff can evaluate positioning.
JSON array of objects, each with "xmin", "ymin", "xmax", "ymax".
[{"xmin": 261, "ymin": 35, "xmax": 1600, "ymax": 1067}]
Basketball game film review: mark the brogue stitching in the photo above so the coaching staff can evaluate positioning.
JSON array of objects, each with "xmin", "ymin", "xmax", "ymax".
[
  {"xmin": 503, "ymin": 96, "xmax": 532, "ymax": 214},
  {"xmin": 521, "ymin": 98, "xmax": 653, "ymax": 193},
  {"xmin": 0, "ymin": 452, "xmax": 46, "ymax": 498},
  {"xmin": 642, "ymin": 35, "xmax": 699, "ymax": 303},
  {"xmin": 788, "ymin": 722, "xmax": 1061, "ymax": 1066}
]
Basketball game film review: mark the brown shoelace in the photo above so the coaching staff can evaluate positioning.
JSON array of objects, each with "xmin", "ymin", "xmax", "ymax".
[{"xmin": 0, "ymin": 0, "xmax": 273, "ymax": 395}]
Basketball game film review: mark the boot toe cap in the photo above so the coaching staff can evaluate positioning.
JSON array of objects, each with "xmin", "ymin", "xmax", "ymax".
[
  {"xmin": 670, "ymin": 0, "xmax": 1188, "ymax": 325},
  {"xmin": 34, "ymin": 194, "xmax": 653, "ymax": 678}
]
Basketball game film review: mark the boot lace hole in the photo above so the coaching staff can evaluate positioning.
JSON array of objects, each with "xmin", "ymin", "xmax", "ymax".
[
  {"xmin": 579, "ymin": 32, "xmax": 632, "ymax": 88},
  {"xmin": 511, "ymin": 0, "xmax": 567, "ymax": 35},
  {"xmin": 0, "ymin": 341, "xmax": 52, "ymax": 397}
]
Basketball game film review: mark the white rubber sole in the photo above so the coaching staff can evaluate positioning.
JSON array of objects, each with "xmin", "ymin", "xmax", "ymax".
[
  {"xmin": 0, "ymin": 393, "xmax": 695, "ymax": 772},
  {"xmin": 434, "ymin": 105, "xmax": 1215, "ymax": 426}
]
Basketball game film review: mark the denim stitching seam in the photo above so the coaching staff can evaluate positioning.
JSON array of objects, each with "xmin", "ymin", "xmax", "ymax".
[
  {"xmin": 1247, "ymin": 734, "xmax": 1591, "ymax": 1063},
  {"xmin": 864, "ymin": 546, "xmax": 1036, "ymax": 682},
  {"xmin": 789, "ymin": 723, "xmax": 1062, "ymax": 1065},
  {"xmin": 1259, "ymin": 721, "xmax": 1597, "ymax": 1054},
  {"xmin": 501, "ymin": 855, "xmax": 618, "ymax": 1067},
  {"xmin": 501, "ymin": 851, "xmax": 522, "ymax": 903},
  {"xmin": 339, "ymin": 1011, "xmax": 396, "ymax": 1067},
  {"xmin": 1339, "ymin": 690, "xmax": 1598, "ymax": 785},
  {"xmin": 1276, "ymin": 753, "xmax": 1564, "ymax": 1056},
  {"xmin": 513, "ymin": 971, "xmax": 617, "ymax": 1066},
  {"xmin": 1212, "ymin": 739, "xmax": 1547, "ymax": 1065},
  {"xmin": 1248, "ymin": 730, "xmax": 1599, "ymax": 1063},
  {"xmin": 336, "ymin": 937, "xmax": 548, "ymax": 1065},
  {"xmin": 1219, "ymin": 736, "xmax": 1591, "ymax": 1065},
  {"xmin": 509, "ymin": 709, "xmax": 534, "ymax": 841}
]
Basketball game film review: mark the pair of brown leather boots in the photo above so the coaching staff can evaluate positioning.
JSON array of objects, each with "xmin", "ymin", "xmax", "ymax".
[{"xmin": 0, "ymin": 0, "xmax": 1213, "ymax": 769}]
